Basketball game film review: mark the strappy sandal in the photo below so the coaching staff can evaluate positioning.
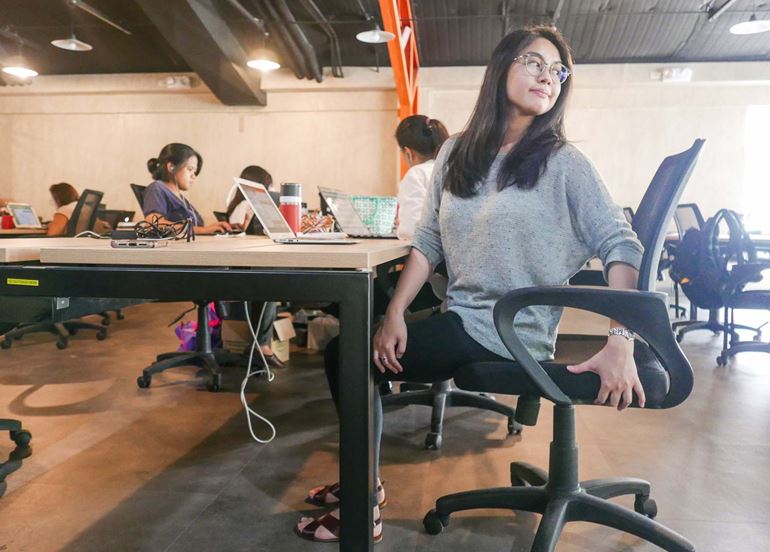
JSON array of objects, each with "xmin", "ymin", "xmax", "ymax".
[
  {"xmin": 295, "ymin": 507, "xmax": 383, "ymax": 544},
  {"xmin": 305, "ymin": 480, "xmax": 387, "ymax": 508}
]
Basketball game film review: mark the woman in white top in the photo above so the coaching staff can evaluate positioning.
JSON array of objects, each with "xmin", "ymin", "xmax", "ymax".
[
  {"xmin": 46, "ymin": 182, "xmax": 79, "ymax": 236},
  {"xmin": 225, "ymin": 165, "xmax": 274, "ymax": 229},
  {"xmin": 395, "ymin": 115, "xmax": 449, "ymax": 240}
]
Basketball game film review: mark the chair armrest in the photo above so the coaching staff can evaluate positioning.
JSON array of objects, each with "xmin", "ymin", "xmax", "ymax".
[{"xmin": 493, "ymin": 286, "xmax": 693, "ymax": 408}]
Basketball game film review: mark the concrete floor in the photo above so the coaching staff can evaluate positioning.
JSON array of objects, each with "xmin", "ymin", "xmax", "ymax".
[{"xmin": 1, "ymin": 300, "xmax": 769, "ymax": 551}]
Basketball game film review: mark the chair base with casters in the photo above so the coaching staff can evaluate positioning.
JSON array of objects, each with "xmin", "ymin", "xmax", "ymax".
[
  {"xmin": 424, "ymin": 403, "xmax": 693, "ymax": 552},
  {"xmin": 136, "ymin": 301, "xmax": 241, "ymax": 392},
  {"xmin": 672, "ymin": 306, "xmax": 760, "ymax": 344},
  {"xmin": 381, "ymin": 380, "xmax": 522, "ymax": 449},
  {"xmin": 0, "ymin": 419, "xmax": 32, "ymax": 498},
  {"xmin": 717, "ymin": 291, "xmax": 770, "ymax": 366},
  {"xmin": 1, "ymin": 319, "xmax": 107, "ymax": 350}
]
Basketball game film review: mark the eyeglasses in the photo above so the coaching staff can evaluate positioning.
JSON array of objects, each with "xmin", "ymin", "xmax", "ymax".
[{"xmin": 513, "ymin": 53, "xmax": 571, "ymax": 84}]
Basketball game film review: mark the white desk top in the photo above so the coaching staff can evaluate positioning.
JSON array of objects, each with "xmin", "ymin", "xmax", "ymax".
[{"xmin": 0, "ymin": 237, "xmax": 86, "ymax": 263}]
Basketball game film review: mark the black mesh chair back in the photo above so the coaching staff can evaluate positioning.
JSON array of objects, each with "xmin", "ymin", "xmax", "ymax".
[
  {"xmin": 130, "ymin": 183, "xmax": 147, "ymax": 211},
  {"xmin": 66, "ymin": 189, "xmax": 104, "ymax": 236},
  {"xmin": 673, "ymin": 203, "xmax": 705, "ymax": 238},
  {"xmin": 213, "ymin": 211, "xmax": 228, "ymax": 222},
  {"xmin": 634, "ymin": 140, "xmax": 706, "ymax": 293},
  {"xmin": 622, "ymin": 207, "xmax": 635, "ymax": 224}
]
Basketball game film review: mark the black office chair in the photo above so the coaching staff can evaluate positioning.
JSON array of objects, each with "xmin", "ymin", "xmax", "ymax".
[
  {"xmin": 0, "ymin": 416, "xmax": 31, "ymax": 497},
  {"xmin": 423, "ymin": 139, "xmax": 704, "ymax": 551},
  {"xmin": 378, "ymin": 261, "xmax": 520, "ymax": 450},
  {"xmin": 213, "ymin": 211, "xmax": 228, "ymax": 222},
  {"xmin": 1, "ymin": 190, "xmax": 109, "ymax": 350},
  {"xmin": 130, "ymin": 183, "xmax": 147, "ymax": 211}
]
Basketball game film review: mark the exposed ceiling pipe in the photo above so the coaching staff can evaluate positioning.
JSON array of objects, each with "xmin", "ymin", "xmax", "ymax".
[
  {"xmin": 299, "ymin": 0, "xmax": 344, "ymax": 78},
  {"xmin": 67, "ymin": 0, "xmax": 131, "ymax": 35},
  {"xmin": 273, "ymin": 0, "xmax": 324, "ymax": 82},
  {"xmin": 249, "ymin": 0, "xmax": 308, "ymax": 79},
  {"xmin": 707, "ymin": 0, "xmax": 738, "ymax": 21}
]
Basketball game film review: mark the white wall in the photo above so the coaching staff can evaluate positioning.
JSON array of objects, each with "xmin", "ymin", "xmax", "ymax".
[
  {"xmin": 2, "ymin": 61, "xmax": 770, "ymax": 228},
  {"xmin": 420, "ymin": 62, "xmax": 770, "ymax": 226},
  {"xmin": 0, "ymin": 68, "xmax": 399, "ymax": 222}
]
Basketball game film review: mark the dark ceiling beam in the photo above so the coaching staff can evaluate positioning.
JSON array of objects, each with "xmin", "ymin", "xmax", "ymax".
[{"xmin": 135, "ymin": 0, "xmax": 266, "ymax": 106}]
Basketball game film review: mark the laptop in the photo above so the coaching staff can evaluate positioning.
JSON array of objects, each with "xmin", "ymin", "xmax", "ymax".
[
  {"xmin": 6, "ymin": 203, "xmax": 43, "ymax": 229},
  {"xmin": 235, "ymin": 178, "xmax": 356, "ymax": 245},
  {"xmin": 318, "ymin": 187, "xmax": 398, "ymax": 239}
]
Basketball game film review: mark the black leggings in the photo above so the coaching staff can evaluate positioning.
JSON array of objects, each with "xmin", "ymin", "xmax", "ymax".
[{"xmin": 324, "ymin": 311, "xmax": 508, "ymax": 492}]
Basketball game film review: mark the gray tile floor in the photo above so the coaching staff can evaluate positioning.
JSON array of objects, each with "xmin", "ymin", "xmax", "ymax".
[{"xmin": 1, "ymin": 300, "xmax": 769, "ymax": 551}]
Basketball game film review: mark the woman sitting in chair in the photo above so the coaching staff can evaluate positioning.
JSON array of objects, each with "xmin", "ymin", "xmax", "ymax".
[
  {"xmin": 297, "ymin": 26, "xmax": 646, "ymax": 543},
  {"xmin": 143, "ymin": 143, "xmax": 231, "ymax": 235},
  {"xmin": 46, "ymin": 182, "xmax": 79, "ymax": 236}
]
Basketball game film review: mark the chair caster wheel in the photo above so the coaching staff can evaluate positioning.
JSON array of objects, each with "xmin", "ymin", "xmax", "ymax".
[
  {"xmin": 507, "ymin": 417, "xmax": 522, "ymax": 435},
  {"xmin": 1, "ymin": 338, "xmax": 11, "ymax": 350},
  {"xmin": 634, "ymin": 495, "xmax": 658, "ymax": 518},
  {"xmin": 423, "ymin": 509, "xmax": 449, "ymax": 535},
  {"xmin": 101, "ymin": 317, "xmax": 111, "ymax": 326},
  {"xmin": 10, "ymin": 429, "xmax": 31, "ymax": 447},
  {"xmin": 425, "ymin": 432, "xmax": 442, "ymax": 450},
  {"xmin": 68, "ymin": 328, "xmax": 78, "ymax": 336},
  {"xmin": 207, "ymin": 377, "xmax": 222, "ymax": 392},
  {"xmin": 137, "ymin": 375, "xmax": 152, "ymax": 389},
  {"xmin": 56, "ymin": 338, "xmax": 68, "ymax": 350},
  {"xmin": 96, "ymin": 329, "xmax": 107, "ymax": 340},
  {"xmin": 754, "ymin": 333, "xmax": 762, "ymax": 342},
  {"xmin": 716, "ymin": 354, "xmax": 727, "ymax": 367},
  {"xmin": 116, "ymin": 312, "xmax": 125, "ymax": 320}
]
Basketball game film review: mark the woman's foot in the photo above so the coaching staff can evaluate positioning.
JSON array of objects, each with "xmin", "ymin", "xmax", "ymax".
[
  {"xmin": 295, "ymin": 505, "xmax": 383, "ymax": 543},
  {"xmin": 305, "ymin": 479, "xmax": 386, "ymax": 508}
]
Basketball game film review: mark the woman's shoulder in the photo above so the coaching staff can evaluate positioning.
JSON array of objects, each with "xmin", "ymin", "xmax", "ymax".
[
  {"xmin": 145, "ymin": 180, "xmax": 167, "ymax": 192},
  {"xmin": 55, "ymin": 201, "xmax": 76, "ymax": 219},
  {"xmin": 550, "ymin": 141, "xmax": 592, "ymax": 165}
]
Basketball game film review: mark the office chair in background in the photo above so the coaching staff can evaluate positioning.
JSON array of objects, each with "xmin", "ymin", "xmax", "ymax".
[
  {"xmin": 376, "ymin": 260, "xmax": 520, "ymax": 450},
  {"xmin": 423, "ymin": 139, "xmax": 704, "ymax": 551},
  {"xmin": 130, "ymin": 183, "xmax": 147, "ymax": 211},
  {"xmin": 1, "ymin": 190, "xmax": 109, "ymax": 350}
]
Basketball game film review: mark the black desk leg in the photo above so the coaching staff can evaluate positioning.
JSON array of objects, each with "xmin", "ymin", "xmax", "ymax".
[{"xmin": 338, "ymin": 272, "xmax": 374, "ymax": 552}]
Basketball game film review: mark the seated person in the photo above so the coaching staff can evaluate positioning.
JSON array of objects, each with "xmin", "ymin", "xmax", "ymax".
[
  {"xmin": 46, "ymin": 182, "xmax": 80, "ymax": 236},
  {"xmin": 226, "ymin": 165, "xmax": 274, "ymax": 234},
  {"xmin": 226, "ymin": 165, "xmax": 283, "ymax": 369},
  {"xmin": 143, "ymin": 143, "xmax": 231, "ymax": 235}
]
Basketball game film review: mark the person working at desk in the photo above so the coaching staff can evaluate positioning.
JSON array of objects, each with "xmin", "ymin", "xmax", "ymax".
[
  {"xmin": 298, "ymin": 26, "xmax": 644, "ymax": 543},
  {"xmin": 143, "ymin": 143, "xmax": 231, "ymax": 235},
  {"xmin": 225, "ymin": 165, "xmax": 284, "ymax": 370},
  {"xmin": 46, "ymin": 182, "xmax": 79, "ymax": 236},
  {"xmin": 395, "ymin": 115, "xmax": 449, "ymax": 240}
]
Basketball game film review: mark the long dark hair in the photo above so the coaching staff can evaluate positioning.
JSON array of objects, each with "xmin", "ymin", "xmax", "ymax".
[
  {"xmin": 444, "ymin": 26, "xmax": 574, "ymax": 197},
  {"xmin": 395, "ymin": 115, "xmax": 449, "ymax": 159},
  {"xmin": 147, "ymin": 143, "xmax": 203, "ymax": 183},
  {"xmin": 226, "ymin": 165, "xmax": 273, "ymax": 219}
]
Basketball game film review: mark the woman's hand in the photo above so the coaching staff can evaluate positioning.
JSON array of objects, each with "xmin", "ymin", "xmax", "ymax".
[
  {"xmin": 566, "ymin": 336, "xmax": 646, "ymax": 410},
  {"xmin": 199, "ymin": 221, "xmax": 232, "ymax": 235},
  {"xmin": 373, "ymin": 311, "xmax": 407, "ymax": 375}
]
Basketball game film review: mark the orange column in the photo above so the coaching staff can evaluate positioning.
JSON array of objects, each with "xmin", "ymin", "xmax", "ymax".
[{"xmin": 379, "ymin": 0, "xmax": 419, "ymax": 177}]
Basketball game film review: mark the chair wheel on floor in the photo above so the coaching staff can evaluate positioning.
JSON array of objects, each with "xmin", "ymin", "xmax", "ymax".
[
  {"xmin": 206, "ymin": 375, "xmax": 222, "ymax": 392},
  {"xmin": 56, "ymin": 337, "xmax": 68, "ymax": 350},
  {"xmin": 137, "ymin": 374, "xmax": 152, "ymax": 388},
  {"xmin": 507, "ymin": 417, "xmax": 522, "ymax": 435},
  {"xmin": 425, "ymin": 432, "xmax": 442, "ymax": 450},
  {"xmin": 10, "ymin": 429, "xmax": 31, "ymax": 448},
  {"xmin": 634, "ymin": 495, "xmax": 658, "ymax": 518},
  {"xmin": 96, "ymin": 328, "xmax": 107, "ymax": 340},
  {"xmin": 1, "ymin": 338, "xmax": 11, "ymax": 350},
  {"xmin": 423, "ymin": 509, "xmax": 449, "ymax": 534},
  {"xmin": 716, "ymin": 353, "xmax": 727, "ymax": 367}
]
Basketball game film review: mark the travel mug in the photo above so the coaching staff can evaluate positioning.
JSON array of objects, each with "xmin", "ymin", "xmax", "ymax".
[{"xmin": 279, "ymin": 183, "xmax": 302, "ymax": 234}]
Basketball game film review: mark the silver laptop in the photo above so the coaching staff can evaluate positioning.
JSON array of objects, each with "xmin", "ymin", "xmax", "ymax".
[
  {"xmin": 6, "ymin": 203, "xmax": 43, "ymax": 229},
  {"xmin": 235, "ymin": 178, "xmax": 356, "ymax": 245},
  {"xmin": 318, "ymin": 187, "xmax": 398, "ymax": 239}
]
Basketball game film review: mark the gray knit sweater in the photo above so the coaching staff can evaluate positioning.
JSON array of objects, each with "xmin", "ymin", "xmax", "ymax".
[{"xmin": 411, "ymin": 139, "xmax": 644, "ymax": 361}]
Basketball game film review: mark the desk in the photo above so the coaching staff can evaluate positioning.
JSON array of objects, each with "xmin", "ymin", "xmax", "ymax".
[
  {"xmin": 0, "ymin": 237, "xmax": 85, "ymax": 263},
  {"xmin": 0, "ymin": 228, "xmax": 47, "ymax": 238},
  {"xmin": 0, "ymin": 236, "xmax": 410, "ymax": 551}
]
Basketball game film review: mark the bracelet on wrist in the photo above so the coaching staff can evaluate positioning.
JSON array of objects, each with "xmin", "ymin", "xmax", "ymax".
[{"xmin": 608, "ymin": 327, "xmax": 635, "ymax": 341}]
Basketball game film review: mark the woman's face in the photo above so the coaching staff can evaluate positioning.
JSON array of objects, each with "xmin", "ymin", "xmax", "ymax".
[
  {"xmin": 169, "ymin": 156, "xmax": 198, "ymax": 191},
  {"xmin": 505, "ymin": 37, "xmax": 564, "ymax": 119}
]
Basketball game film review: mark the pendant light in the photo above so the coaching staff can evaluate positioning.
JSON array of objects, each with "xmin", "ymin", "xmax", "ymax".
[
  {"xmin": 354, "ymin": 0, "xmax": 395, "ymax": 44},
  {"xmin": 730, "ymin": 1, "xmax": 770, "ymax": 35},
  {"xmin": 2, "ymin": 38, "xmax": 37, "ymax": 79},
  {"xmin": 51, "ymin": 34, "xmax": 93, "ymax": 52}
]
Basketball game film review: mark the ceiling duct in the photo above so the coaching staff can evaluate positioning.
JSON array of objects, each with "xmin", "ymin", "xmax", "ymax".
[
  {"xmin": 299, "ymin": 0, "xmax": 344, "ymax": 78},
  {"xmin": 273, "ymin": 0, "xmax": 323, "ymax": 82},
  {"xmin": 249, "ymin": 0, "xmax": 308, "ymax": 79}
]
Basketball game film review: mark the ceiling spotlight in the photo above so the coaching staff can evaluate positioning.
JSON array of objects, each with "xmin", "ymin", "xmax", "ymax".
[
  {"xmin": 356, "ymin": 25, "xmax": 395, "ymax": 44},
  {"xmin": 730, "ymin": 14, "xmax": 770, "ymax": 35},
  {"xmin": 2, "ymin": 65, "xmax": 38, "ymax": 79},
  {"xmin": 51, "ymin": 34, "xmax": 93, "ymax": 52},
  {"xmin": 247, "ymin": 48, "xmax": 281, "ymax": 71}
]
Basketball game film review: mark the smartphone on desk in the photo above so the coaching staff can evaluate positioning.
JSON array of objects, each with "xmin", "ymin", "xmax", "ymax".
[{"xmin": 110, "ymin": 239, "xmax": 168, "ymax": 249}]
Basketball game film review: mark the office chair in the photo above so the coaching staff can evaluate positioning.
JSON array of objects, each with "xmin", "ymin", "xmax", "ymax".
[
  {"xmin": 377, "ymin": 260, "xmax": 520, "ymax": 450},
  {"xmin": 1, "ymin": 190, "xmax": 109, "ymax": 350},
  {"xmin": 130, "ymin": 183, "xmax": 147, "ymax": 211},
  {"xmin": 0, "ymin": 418, "xmax": 31, "ymax": 497},
  {"xmin": 671, "ymin": 203, "xmax": 760, "ymax": 343},
  {"xmin": 423, "ymin": 140, "xmax": 704, "ymax": 551},
  {"xmin": 213, "ymin": 211, "xmax": 228, "ymax": 222}
]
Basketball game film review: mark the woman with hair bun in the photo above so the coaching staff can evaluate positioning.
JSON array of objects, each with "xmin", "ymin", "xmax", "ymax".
[
  {"xmin": 143, "ymin": 143, "xmax": 231, "ymax": 235},
  {"xmin": 394, "ymin": 115, "xmax": 449, "ymax": 240}
]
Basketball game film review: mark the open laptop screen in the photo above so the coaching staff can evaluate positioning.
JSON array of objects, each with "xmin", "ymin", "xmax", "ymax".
[
  {"xmin": 318, "ymin": 187, "xmax": 371, "ymax": 236},
  {"xmin": 235, "ymin": 178, "xmax": 294, "ymax": 236},
  {"xmin": 7, "ymin": 203, "xmax": 42, "ymax": 228}
]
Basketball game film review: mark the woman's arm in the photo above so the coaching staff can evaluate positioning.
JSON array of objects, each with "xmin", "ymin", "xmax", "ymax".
[
  {"xmin": 373, "ymin": 248, "xmax": 432, "ymax": 374},
  {"xmin": 567, "ymin": 261, "xmax": 646, "ymax": 410},
  {"xmin": 143, "ymin": 213, "xmax": 231, "ymax": 235},
  {"xmin": 46, "ymin": 213, "xmax": 69, "ymax": 236}
]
